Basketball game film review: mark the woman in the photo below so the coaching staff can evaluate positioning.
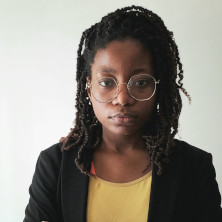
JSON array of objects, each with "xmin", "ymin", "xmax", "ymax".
[{"xmin": 24, "ymin": 5, "xmax": 222, "ymax": 222}]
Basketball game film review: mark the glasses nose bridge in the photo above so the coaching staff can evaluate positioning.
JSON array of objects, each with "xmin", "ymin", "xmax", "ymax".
[{"xmin": 116, "ymin": 82, "xmax": 130, "ymax": 94}]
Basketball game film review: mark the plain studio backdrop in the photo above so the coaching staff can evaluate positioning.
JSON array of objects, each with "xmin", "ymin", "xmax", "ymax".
[{"xmin": 0, "ymin": 0, "xmax": 221, "ymax": 221}]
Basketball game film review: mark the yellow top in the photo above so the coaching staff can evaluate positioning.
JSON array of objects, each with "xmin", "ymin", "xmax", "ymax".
[{"xmin": 87, "ymin": 171, "xmax": 152, "ymax": 222}]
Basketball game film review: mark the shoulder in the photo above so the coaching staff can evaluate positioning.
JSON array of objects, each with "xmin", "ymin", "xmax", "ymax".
[
  {"xmin": 37, "ymin": 142, "xmax": 80, "ymax": 176},
  {"xmin": 172, "ymin": 139, "xmax": 212, "ymax": 162},
  {"xmin": 24, "ymin": 142, "xmax": 65, "ymax": 221},
  {"xmin": 40, "ymin": 141, "xmax": 63, "ymax": 163},
  {"xmin": 172, "ymin": 140, "xmax": 222, "ymax": 219},
  {"xmin": 170, "ymin": 139, "xmax": 215, "ymax": 178},
  {"xmin": 33, "ymin": 142, "xmax": 64, "ymax": 187}
]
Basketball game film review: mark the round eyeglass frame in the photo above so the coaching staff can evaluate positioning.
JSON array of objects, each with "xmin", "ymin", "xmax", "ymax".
[{"xmin": 87, "ymin": 74, "xmax": 160, "ymax": 103}]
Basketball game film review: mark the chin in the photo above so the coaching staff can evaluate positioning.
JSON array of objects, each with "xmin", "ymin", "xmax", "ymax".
[{"xmin": 109, "ymin": 125, "xmax": 142, "ymax": 136}]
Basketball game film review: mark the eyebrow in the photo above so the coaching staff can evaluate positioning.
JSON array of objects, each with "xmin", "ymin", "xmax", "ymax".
[
  {"xmin": 100, "ymin": 67, "xmax": 116, "ymax": 73},
  {"xmin": 98, "ymin": 67, "xmax": 152, "ymax": 74}
]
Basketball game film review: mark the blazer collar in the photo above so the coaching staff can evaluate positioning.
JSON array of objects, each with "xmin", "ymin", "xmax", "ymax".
[
  {"xmin": 61, "ymin": 146, "xmax": 184, "ymax": 222},
  {"xmin": 61, "ymin": 147, "xmax": 89, "ymax": 222}
]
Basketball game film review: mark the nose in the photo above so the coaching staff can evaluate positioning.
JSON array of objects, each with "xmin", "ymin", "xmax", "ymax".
[{"xmin": 112, "ymin": 83, "xmax": 135, "ymax": 106}]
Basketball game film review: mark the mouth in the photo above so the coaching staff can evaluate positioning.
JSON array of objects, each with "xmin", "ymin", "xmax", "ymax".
[{"xmin": 109, "ymin": 113, "xmax": 137, "ymax": 124}]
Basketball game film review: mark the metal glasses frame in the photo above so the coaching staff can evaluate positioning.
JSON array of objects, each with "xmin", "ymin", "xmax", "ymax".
[{"xmin": 87, "ymin": 74, "xmax": 160, "ymax": 103}]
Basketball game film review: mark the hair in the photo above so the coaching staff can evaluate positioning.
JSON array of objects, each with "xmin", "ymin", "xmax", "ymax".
[{"xmin": 61, "ymin": 5, "xmax": 191, "ymax": 176}]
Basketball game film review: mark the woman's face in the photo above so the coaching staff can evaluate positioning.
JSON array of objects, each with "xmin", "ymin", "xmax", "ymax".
[{"xmin": 87, "ymin": 38, "xmax": 156, "ymax": 136}]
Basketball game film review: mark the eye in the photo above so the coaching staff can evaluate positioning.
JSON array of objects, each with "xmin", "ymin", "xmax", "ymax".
[
  {"xmin": 135, "ymin": 80, "xmax": 148, "ymax": 87},
  {"xmin": 132, "ymin": 79, "xmax": 151, "ymax": 89},
  {"xmin": 98, "ymin": 79, "xmax": 115, "ymax": 87},
  {"xmin": 130, "ymin": 75, "xmax": 154, "ymax": 89}
]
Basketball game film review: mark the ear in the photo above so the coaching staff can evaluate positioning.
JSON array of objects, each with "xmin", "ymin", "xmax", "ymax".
[{"xmin": 86, "ymin": 76, "xmax": 92, "ymax": 99}]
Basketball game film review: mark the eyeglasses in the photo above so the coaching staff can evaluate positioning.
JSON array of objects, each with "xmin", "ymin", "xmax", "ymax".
[{"xmin": 87, "ymin": 74, "xmax": 160, "ymax": 103}]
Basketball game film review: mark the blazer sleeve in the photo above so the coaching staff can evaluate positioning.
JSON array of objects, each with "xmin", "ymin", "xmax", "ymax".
[
  {"xmin": 194, "ymin": 152, "xmax": 222, "ymax": 222},
  {"xmin": 23, "ymin": 146, "xmax": 62, "ymax": 222}
]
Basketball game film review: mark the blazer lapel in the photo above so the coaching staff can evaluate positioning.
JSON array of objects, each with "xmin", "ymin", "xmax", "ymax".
[
  {"xmin": 148, "ymin": 153, "xmax": 184, "ymax": 222},
  {"xmin": 61, "ymin": 148, "xmax": 89, "ymax": 222}
]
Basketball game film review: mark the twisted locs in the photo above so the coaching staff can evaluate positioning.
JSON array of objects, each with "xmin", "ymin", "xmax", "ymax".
[{"xmin": 62, "ymin": 5, "xmax": 191, "ymax": 176}]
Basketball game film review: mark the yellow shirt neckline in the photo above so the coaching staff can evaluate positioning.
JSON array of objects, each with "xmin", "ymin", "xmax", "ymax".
[{"xmin": 91, "ymin": 170, "xmax": 152, "ymax": 187}]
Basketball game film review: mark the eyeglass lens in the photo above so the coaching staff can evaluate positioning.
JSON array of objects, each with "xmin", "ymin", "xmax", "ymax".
[{"xmin": 91, "ymin": 74, "xmax": 156, "ymax": 102}]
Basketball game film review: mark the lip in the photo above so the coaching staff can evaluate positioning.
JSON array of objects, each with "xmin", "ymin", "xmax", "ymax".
[
  {"xmin": 111, "ymin": 113, "xmax": 137, "ymax": 118},
  {"xmin": 110, "ymin": 113, "xmax": 137, "ymax": 124}
]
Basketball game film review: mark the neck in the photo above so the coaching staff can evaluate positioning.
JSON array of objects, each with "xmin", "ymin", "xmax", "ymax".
[{"xmin": 99, "ymin": 129, "xmax": 146, "ymax": 154}]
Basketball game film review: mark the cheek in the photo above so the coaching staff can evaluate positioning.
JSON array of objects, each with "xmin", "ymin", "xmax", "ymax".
[
  {"xmin": 91, "ymin": 99, "xmax": 107, "ymax": 121},
  {"xmin": 140, "ymin": 99, "xmax": 156, "ymax": 121}
]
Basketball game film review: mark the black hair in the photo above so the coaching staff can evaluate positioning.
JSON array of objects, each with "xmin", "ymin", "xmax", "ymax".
[{"xmin": 61, "ymin": 5, "xmax": 191, "ymax": 176}]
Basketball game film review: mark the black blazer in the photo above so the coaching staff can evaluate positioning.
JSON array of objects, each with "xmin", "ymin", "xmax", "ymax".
[{"xmin": 24, "ymin": 139, "xmax": 222, "ymax": 222}]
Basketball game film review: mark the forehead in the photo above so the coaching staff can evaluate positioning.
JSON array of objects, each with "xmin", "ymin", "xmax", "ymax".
[{"xmin": 91, "ymin": 38, "xmax": 153, "ymax": 78}]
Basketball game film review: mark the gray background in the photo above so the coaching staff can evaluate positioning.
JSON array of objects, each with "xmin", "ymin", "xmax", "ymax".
[{"xmin": 0, "ymin": 0, "xmax": 221, "ymax": 221}]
